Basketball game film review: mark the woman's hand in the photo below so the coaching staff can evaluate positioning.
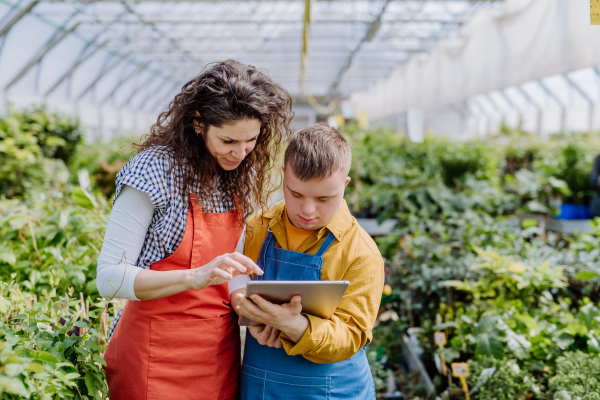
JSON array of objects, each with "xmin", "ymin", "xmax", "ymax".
[
  {"xmin": 247, "ymin": 325, "xmax": 282, "ymax": 348},
  {"xmin": 134, "ymin": 253, "xmax": 262, "ymax": 301},
  {"xmin": 187, "ymin": 253, "xmax": 262, "ymax": 290}
]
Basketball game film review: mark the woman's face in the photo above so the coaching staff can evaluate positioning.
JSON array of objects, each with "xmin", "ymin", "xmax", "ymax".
[{"xmin": 204, "ymin": 119, "xmax": 262, "ymax": 171}]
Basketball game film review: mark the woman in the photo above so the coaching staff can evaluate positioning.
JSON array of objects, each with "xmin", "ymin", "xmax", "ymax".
[{"xmin": 96, "ymin": 60, "xmax": 293, "ymax": 400}]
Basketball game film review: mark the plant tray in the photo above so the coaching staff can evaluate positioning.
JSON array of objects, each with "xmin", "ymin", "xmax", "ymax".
[
  {"xmin": 356, "ymin": 218, "xmax": 396, "ymax": 236},
  {"xmin": 400, "ymin": 334, "xmax": 435, "ymax": 396},
  {"xmin": 545, "ymin": 218, "xmax": 594, "ymax": 235}
]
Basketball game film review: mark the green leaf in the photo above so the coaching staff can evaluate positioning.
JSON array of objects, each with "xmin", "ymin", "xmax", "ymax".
[
  {"xmin": 441, "ymin": 280, "xmax": 466, "ymax": 288},
  {"xmin": 549, "ymin": 176, "xmax": 572, "ymax": 196},
  {"xmin": 22, "ymin": 349, "xmax": 60, "ymax": 363},
  {"xmin": 28, "ymin": 362, "xmax": 44, "ymax": 373},
  {"xmin": 63, "ymin": 372, "xmax": 80, "ymax": 380},
  {"xmin": 75, "ymin": 320, "xmax": 89, "ymax": 328},
  {"xmin": 588, "ymin": 334, "xmax": 600, "ymax": 354},
  {"xmin": 432, "ymin": 321, "xmax": 459, "ymax": 331},
  {"xmin": 0, "ymin": 251, "xmax": 16, "ymax": 266},
  {"xmin": 84, "ymin": 371, "xmax": 96, "ymax": 395},
  {"xmin": 85, "ymin": 340, "xmax": 100, "ymax": 351},
  {"xmin": 0, "ymin": 376, "xmax": 29, "ymax": 396},
  {"xmin": 555, "ymin": 332, "xmax": 575, "ymax": 350},
  {"xmin": 506, "ymin": 330, "xmax": 532, "ymax": 359},
  {"xmin": 476, "ymin": 314, "xmax": 501, "ymax": 334},
  {"xmin": 475, "ymin": 333, "xmax": 505, "ymax": 360},
  {"xmin": 72, "ymin": 187, "xmax": 97, "ymax": 210},
  {"xmin": 521, "ymin": 219, "xmax": 537, "ymax": 229},
  {"xmin": 575, "ymin": 271, "xmax": 600, "ymax": 281},
  {"xmin": 75, "ymin": 347, "xmax": 89, "ymax": 358},
  {"xmin": 92, "ymin": 354, "xmax": 107, "ymax": 367}
]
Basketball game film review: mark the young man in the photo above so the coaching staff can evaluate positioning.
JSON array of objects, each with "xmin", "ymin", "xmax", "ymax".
[{"xmin": 231, "ymin": 123, "xmax": 384, "ymax": 400}]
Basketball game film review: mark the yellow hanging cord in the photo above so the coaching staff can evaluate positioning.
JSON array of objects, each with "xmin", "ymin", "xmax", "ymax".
[{"xmin": 301, "ymin": 0, "xmax": 337, "ymax": 114}]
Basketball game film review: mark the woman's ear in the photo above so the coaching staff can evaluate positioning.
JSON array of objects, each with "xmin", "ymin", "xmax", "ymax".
[{"xmin": 193, "ymin": 111, "xmax": 204, "ymax": 135}]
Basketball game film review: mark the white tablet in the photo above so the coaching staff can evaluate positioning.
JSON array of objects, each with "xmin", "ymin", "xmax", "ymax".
[{"xmin": 238, "ymin": 280, "xmax": 349, "ymax": 326}]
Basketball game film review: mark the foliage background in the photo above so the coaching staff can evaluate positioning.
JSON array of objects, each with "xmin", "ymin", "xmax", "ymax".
[{"xmin": 2, "ymin": 107, "xmax": 600, "ymax": 399}]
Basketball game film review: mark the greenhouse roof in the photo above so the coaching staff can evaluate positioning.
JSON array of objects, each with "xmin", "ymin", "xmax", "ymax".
[{"xmin": 6, "ymin": 0, "xmax": 500, "ymax": 113}]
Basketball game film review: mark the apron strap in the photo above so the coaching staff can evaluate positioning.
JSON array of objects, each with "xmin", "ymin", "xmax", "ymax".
[
  {"xmin": 257, "ymin": 229, "xmax": 276, "ymax": 280},
  {"xmin": 315, "ymin": 231, "xmax": 336, "ymax": 257}
]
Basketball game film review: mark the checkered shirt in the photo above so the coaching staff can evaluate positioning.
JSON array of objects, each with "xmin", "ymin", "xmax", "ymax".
[{"xmin": 107, "ymin": 146, "xmax": 236, "ymax": 339}]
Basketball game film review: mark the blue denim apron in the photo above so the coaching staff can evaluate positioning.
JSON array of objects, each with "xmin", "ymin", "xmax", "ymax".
[{"xmin": 241, "ymin": 230, "xmax": 376, "ymax": 400}]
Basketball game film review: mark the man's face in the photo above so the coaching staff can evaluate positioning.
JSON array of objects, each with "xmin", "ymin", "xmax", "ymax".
[{"xmin": 282, "ymin": 165, "xmax": 351, "ymax": 230}]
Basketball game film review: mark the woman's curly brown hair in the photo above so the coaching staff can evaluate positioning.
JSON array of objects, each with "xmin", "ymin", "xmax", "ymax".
[{"xmin": 134, "ymin": 60, "xmax": 293, "ymax": 224}]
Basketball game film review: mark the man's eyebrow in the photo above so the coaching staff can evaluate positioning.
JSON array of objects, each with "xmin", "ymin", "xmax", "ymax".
[{"xmin": 286, "ymin": 185, "xmax": 302, "ymax": 194}]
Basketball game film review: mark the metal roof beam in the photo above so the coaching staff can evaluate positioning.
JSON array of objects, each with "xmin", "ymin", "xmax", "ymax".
[
  {"xmin": 516, "ymin": 86, "xmax": 542, "ymax": 111},
  {"xmin": 100, "ymin": 62, "xmax": 150, "ymax": 105},
  {"xmin": 81, "ymin": 18, "xmax": 466, "ymax": 25},
  {"xmin": 537, "ymin": 80, "xmax": 566, "ymax": 108},
  {"xmin": 120, "ymin": 70, "xmax": 161, "ymax": 108},
  {"xmin": 6, "ymin": 22, "xmax": 79, "ymax": 90},
  {"xmin": 326, "ymin": 0, "xmax": 393, "ymax": 100},
  {"xmin": 0, "ymin": 0, "xmax": 40, "ymax": 38},
  {"xmin": 562, "ymin": 74, "xmax": 595, "ymax": 105},
  {"xmin": 76, "ymin": 54, "xmax": 128, "ymax": 101},
  {"xmin": 49, "ymin": 0, "xmax": 497, "ymax": 2},
  {"xmin": 143, "ymin": 79, "xmax": 181, "ymax": 111},
  {"xmin": 110, "ymin": 34, "xmax": 438, "ymax": 41},
  {"xmin": 45, "ymin": 39, "xmax": 109, "ymax": 97}
]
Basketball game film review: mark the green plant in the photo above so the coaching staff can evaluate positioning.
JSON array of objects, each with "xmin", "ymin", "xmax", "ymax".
[
  {"xmin": 459, "ymin": 356, "xmax": 539, "ymax": 400},
  {"xmin": 0, "ymin": 189, "xmax": 109, "ymax": 298},
  {"xmin": 549, "ymin": 351, "xmax": 600, "ymax": 400},
  {"xmin": 0, "ymin": 277, "xmax": 109, "ymax": 399}
]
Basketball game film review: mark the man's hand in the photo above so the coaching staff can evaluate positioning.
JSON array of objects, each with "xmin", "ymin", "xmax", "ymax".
[
  {"xmin": 235, "ymin": 293, "xmax": 309, "ymax": 343},
  {"xmin": 247, "ymin": 325, "xmax": 282, "ymax": 348}
]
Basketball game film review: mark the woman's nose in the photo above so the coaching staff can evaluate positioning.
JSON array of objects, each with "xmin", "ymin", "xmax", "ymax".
[{"xmin": 232, "ymin": 143, "xmax": 246, "ymax": 160}]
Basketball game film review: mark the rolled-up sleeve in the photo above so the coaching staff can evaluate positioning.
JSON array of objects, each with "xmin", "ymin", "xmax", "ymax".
[{"xmin": 279, "ymin": 254, "xmax": 384, "ymax": 364}]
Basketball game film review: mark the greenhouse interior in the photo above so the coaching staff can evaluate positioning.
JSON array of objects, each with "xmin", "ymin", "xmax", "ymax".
[{"xmin": 2, "ymin": 0, "xmax": 600, "ymax": 399}]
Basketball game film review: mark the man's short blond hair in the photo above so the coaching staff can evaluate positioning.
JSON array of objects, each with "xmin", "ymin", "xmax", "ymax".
[{"xmin": 284, "ymin": 123, "xmax": 352, "ymax": 181}]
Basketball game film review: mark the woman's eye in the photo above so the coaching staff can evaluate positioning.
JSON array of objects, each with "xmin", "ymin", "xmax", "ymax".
[
  {"xmin": 318, "ymin": 198, "xmax": 329, "ymax": 203},
  {"xmin": 223, "ymin": 140, "xmax": 234, "ymax": 144},
  {"xmin": 292, "ymin": 192, "xmax": 301, "ymax": 198}
]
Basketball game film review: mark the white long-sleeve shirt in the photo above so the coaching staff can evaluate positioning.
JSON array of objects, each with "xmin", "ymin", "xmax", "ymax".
[{"xmin": 96, "ymin": 185, "xmax": 250, "ymax": 300}]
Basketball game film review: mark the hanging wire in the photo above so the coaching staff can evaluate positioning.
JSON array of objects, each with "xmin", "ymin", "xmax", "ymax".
[{"xmin": 300, "ymin": 0, "xmax": 337, "ymax": 115}]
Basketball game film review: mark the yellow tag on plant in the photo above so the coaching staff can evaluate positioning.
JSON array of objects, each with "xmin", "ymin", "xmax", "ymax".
[
  {"xmin": 451, "ymin": 363, "xmax": 470, "ymax": 400},
  {"xmin": 593, "ymin": 0, "xmax": 600, "ymax": 25},
  {"xmin": 434, "ymin": 331, "xmax": 447, "ymax": 347}
]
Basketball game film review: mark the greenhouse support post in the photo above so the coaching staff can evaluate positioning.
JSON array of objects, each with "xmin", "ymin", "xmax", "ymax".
[
  {"xmin": 562, "ymin": 73, "xmax": 595, "ymax": 131},
  {"xmin": 536, "ymin": 80, "xmax": 566, "ymax": 134}
]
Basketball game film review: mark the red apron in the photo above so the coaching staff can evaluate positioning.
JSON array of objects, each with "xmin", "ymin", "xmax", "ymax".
[{"xmin": 104, "ymin": 196, "xmax": 242, "ymax": 400}]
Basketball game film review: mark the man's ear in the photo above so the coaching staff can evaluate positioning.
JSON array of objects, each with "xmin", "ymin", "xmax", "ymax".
[{"xmin": 344, "ymin": 177, "xmax": 351, "ymax": 188}]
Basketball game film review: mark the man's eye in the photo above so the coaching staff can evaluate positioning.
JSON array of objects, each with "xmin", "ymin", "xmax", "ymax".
[
  {"xmin": 291, "ymin": 192, "xmax": 301, "ymax": 198},
  {"xmin": 223, "ymin": 140, "xmax": 234, "ymax": 144},
  {"xmin": 318, "ymin": 198, "xmax": 329, "ymax": 202}
]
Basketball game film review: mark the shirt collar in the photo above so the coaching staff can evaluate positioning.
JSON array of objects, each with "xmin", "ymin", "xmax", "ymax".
[{"xmin": 264, "ymin": 199, "xmax": 353, "ymax": 241}]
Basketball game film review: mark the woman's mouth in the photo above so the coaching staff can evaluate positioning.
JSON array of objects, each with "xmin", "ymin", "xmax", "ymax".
[{"xmin": 224, "ymin": 158, "xmax": 241, "ymax": 166}]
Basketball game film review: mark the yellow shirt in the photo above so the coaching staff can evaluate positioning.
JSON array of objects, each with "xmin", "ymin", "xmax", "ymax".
[
  {"xmin": 244, "ymin": 200, "xmax": 385, "ymax": 364},
  {"xmin": 284, "ymin": 211, "xmax": 318, "ymax": 252}
]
